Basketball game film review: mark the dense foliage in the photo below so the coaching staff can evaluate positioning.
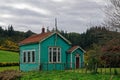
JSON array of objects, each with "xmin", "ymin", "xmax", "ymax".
[
  {"xmin": 0, "ymin": 25, "xmax": 35, "ymax": 51},
  {"xmin": 61, "ymin": 26, "xmax": 120, "ymax": 49}
]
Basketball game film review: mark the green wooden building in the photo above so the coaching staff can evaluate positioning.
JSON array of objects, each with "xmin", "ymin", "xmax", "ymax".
[{"xmin": 19, "ymin": 28, "xmax": 85, "ymax": 71}]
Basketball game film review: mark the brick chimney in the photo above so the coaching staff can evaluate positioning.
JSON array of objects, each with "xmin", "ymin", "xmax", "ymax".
[{"xmin": 41, "ymin": 27, "xmax": 45, "ymax": 33}]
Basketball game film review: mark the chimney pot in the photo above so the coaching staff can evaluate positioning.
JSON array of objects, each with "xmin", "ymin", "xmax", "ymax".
[{"xmin": 42, "ymin": 27, "xmax": 45, "ymax": 33}]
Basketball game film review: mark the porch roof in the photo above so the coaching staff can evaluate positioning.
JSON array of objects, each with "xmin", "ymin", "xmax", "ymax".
[{"xmin": 67, "ymin": 46, "xmax": 86, "ymax": 53}]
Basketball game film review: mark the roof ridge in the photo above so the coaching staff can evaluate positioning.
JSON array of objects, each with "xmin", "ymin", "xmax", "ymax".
[{"xmin": 19, "ymin": 32, "xmax": 53, "ymax": 45}]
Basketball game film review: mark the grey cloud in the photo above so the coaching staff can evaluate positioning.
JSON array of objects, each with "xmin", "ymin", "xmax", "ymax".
[{"xmin": 0, "ymin": 0, "xmax": 106, "ymax": 33}]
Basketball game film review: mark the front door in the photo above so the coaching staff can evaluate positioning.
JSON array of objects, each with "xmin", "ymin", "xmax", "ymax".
[{"xmin": 76, "ymin": 57, "xmax": 79, "ymax": 69}]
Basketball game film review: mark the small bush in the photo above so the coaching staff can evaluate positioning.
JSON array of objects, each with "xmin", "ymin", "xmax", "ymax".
[
  {"xmin": 0, "ymin": 62, "xmax": 19, "ymax": 67},
  {"xmin": 114, "ymin": 69, "xmax": 118, "ymax": 75}
]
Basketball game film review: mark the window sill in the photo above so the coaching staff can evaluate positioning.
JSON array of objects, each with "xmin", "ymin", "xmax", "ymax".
[
  {"xmin": 49, "ymin": 62, "xmax": 61, "ymax": 64},
  {"xmin": 22, "ymin": 62, "xmax": 36, "ymax": 64}
]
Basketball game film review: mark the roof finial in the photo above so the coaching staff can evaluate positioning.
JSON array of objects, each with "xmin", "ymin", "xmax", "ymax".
[{"xmin": 55, "ymin": 18, "xmax": 57, "ymax": 32}]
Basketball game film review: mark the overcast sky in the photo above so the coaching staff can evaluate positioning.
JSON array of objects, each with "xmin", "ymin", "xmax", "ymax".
[{"xmin": 0, "ymin": 0, "xmax": 106, "ymax": 33}]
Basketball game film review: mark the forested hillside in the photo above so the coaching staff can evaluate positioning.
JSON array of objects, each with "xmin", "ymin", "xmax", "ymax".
[
  {"xmin": 0, "ymin": 25, "xmax": 35, "ymax": 51},
  {"xmin": 0, "ymin": 25, "xmax": 120, "ymax": 52},
  {"xmin": 61, "ymin": 27, "xmax": 120, "ymax": 49}
]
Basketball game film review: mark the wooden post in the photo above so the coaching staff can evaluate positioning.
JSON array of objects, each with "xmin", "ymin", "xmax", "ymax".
[
  {"xmin": 109, "ymin": 64, "xmax": 111, "ymax": 75},
  {"xmin": 100, "ymin": 64, "xmax": 102, "ymax": 74},
  {"xmin": 104, "ymin": 64, "xmax": 106, "ymax": 74}
]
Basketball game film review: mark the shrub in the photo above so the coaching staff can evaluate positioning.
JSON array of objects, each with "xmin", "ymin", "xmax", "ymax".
[
  {"xmin": 0, "ymin": 62, "xmax": 19, "ymax": 67},
  {"xmin": 114, "ymin": 69, "xmax": 118, "ymax": 75}
]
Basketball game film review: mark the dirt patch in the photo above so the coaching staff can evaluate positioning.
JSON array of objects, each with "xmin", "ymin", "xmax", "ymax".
[{"xmin": 0, "ymin": 70, "xmax": 21, "ymax": 80}]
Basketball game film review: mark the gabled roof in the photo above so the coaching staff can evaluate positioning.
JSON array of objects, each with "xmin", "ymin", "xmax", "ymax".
[
  {"xmin": 67, "ymin": 46, "xmax": 86, "ymax": 53},
  {"xmin": 19, "ymin": 32, "xmax": 72, "ymax": 45}
]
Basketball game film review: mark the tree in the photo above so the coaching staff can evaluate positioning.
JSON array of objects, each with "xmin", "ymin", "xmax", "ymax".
[
  {"xmin": 104, "ymin": 0, "xmax": 120, "ymax": 30},
  {"xmin": 8, "ymin": 25, "xmax": 14, "ymax": 36},
  {"xmin": 101, "ymin": 39, "xmax": 120, "ymax": 67},
  {"xmin": 25, "ymin": 30, "xmax": 35, "ymax": 38},
  {"xmin": 85, "ymin": 44, "xmax": 102, "ymax": 73}
]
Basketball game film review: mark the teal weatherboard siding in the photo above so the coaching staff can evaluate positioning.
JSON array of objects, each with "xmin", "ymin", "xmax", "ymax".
[
  {"xmin": 72, "ymin": 49, "xmax": 84, "ymax": 68},
  {"xmin": 20, "ymin": 43, "xmax": 40, "ymax": 71},
  {"xmin": 40, "ymin": 34, "xmax": 71, "ymax": 70},
  {"xmin": 19, "ymin": 32, "xmax": 85, "ymax": 71}
]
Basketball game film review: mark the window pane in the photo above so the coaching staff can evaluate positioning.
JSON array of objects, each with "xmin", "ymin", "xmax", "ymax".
[
  {"xmin": 49, "ymin": 48, "xmax": 52, "ymax": 62},
  {"xmin": 32, "ymin": 51, "xmax": 35, "ymax": 62},
  {"xmin": 58, "ymin": 48, "xmax": 60, "ymax": 62},
  {"xmin": 58, "ymin": 52, "xmax": 60, "ymax": 62},
  {"xmin": 53, "ymin": 52, "xmax": 56, "ymax": 62},
  {"xmin": 23, "ymin": 52, "xmax": 26, "ymax": 63},
  {"xmin": 28, "ymin": 51, "xmax": 31, "ymax": 62},
  {"xmin": 53, "ymin": 48, "xmax": 56, "ymax": 52},
  {"xmin": 49, "ymin": 51, "xmax": 52, "ymax": 62},
  {"xmin": 49, "ymin": 48, "xmax": 51, "ymax": 51}
]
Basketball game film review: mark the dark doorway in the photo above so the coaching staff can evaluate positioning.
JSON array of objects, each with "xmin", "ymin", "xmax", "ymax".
[{"xmin": 76, "ymin": 57, "xmax": 79, "ymax": 68}]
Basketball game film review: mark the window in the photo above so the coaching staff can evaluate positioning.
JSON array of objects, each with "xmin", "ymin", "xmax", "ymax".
[
  {"xmin": 49, "ymin": 48, "xmax": 52, "ymax": 62},
  {"xmin": 23, "ymin": 50, "xmax": 35, "ymax": 63},
  {"xmin": 28, "ymin": 51, "xmax": 31, "ymax": 62},
  {"xmin": 32, "ymin": 51, "xmax": 35, "ymax": 62},
  {"xmin": 23, "ymin": 52, "xmax": 26, "ymax": 63},
  {"xmin": 58, "ymin": 48, "xmax": 60, "ymax": 62},
  {"xmin": 49, "ymin": 47, "xmax": 61, "ymax": 63}
]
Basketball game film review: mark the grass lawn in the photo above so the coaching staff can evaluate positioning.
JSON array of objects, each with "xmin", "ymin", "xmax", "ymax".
[
  {"xmin": 0, "ymin": 66, "xmax": 19, "ymax": 72},
  {"xmin": 0, "ymin": 50, "xmax": 120, "ymax": 80},
  {"xmin": 0, "ymin": 67, "xmax": 120, "ymax": 80},
  {"xmin": 0, "ymin": 50, "xmax": 19, "ymax": 62},
  {"xmin": 20, "ymin": 70, "xmax": 120, "ymax": 80}
]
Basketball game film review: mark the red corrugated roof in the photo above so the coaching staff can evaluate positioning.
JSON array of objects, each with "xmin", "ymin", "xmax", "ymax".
[
  {"xmin": 67, "ymin": 46, "xmax": 79, "ymax": 53},
  {"xmin": 19, "ymin": 32, "xmax": 53, "ymax": 45}
]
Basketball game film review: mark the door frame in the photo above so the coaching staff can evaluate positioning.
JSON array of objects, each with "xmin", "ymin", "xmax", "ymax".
[{"xmin": 75, "ymin": 54, "xmax": 80, "ymax": 69}]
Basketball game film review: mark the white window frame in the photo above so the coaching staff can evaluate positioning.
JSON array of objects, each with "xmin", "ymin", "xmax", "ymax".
[
  {"xmin": 22, "ymin": 50, "xmax": 36, "ymax": 63},
  {"xmin": 48, "ymin": 47, "xmax": 61, "ymax": 63}
]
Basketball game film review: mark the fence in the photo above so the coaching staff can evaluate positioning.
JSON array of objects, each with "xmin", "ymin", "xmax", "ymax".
[{"xmin": 40, "ymin": 62, "xmax": 120, "ymax": 75}]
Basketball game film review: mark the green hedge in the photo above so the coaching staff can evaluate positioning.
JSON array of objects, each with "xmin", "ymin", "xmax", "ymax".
[{"xmin": 0, "ymin": 62, "xmax": 19, "ymax": 67}]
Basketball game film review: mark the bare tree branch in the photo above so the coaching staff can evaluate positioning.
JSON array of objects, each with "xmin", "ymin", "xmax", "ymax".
[{"xmin": 104, "ymin": 0, "xmax": 120, "ymax": 29}]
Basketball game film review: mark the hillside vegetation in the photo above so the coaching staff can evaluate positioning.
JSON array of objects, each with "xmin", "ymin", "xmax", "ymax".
[
  {"xmin": 61, "ymin": 27, "xmax": 120, "ymax": 49},
  {"xmin": 0, "ymin": 25, "xmax": 35, "ymax": 52}
]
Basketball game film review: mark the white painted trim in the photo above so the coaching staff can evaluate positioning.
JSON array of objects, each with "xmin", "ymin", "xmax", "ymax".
[
  {"xmin": 38, "ymin": 42, "xmax": 40, "ymax": 65},
  {"xmin": 51, "ymin": 48, "xmax": 53, "ymax": 62},
  {"xmin": 22, "ymin": 49, "xmax": 36, "ymax": 63},
  {"xmin": 57, "ymin": 32, "xmax": 72, "ymax": 45},
  {"xmin": 30, "ymin": 51, "xmax": 32, "ymax": 62},
  {"xmin": 60, "ymin": 48, "xmax": 61, "ymax": 63},
  {"xmin": 40, "ymin": 32, "xmax": 72, "ymax": 45},
  {"xmin": 70, "ymin": 53, "xmax": 72, "ymax": 68},
  {"xmin": 56, "ymin": 48, "xmax": 58, "ymax": 63},
  {"xmin": 75, "ymin": 55, "xmax": 80, "ymax": 69},
  {"xmin": 71, "ymin": 46, "xmax": 86, "ymax": 54},
  {"xmin": 20, "ymin": 32, "xmax": 72, "ymax": 46},
  {"xmin": 48, "ymin": 47, "xmax": 61, "ymax": 63},
  {"xmin": 40, "ymin": 32, "xmax": 55, "ymax": 43},
  {"xmin": 75, "ymin": 56, "xmax": 76, "ymax": 69}
]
